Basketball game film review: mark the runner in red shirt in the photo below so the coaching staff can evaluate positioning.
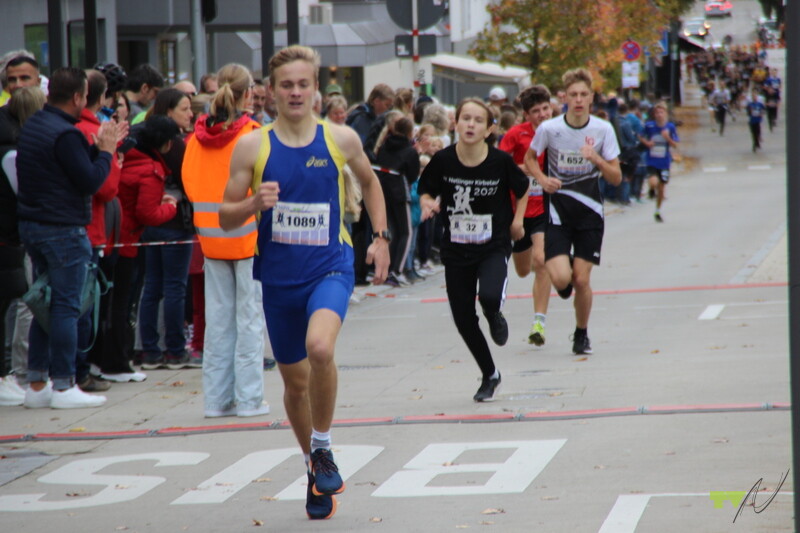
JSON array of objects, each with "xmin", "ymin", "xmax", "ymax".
[{"xmin": 499, "ymin": 85, "xmax": 552, "ymax": 346}]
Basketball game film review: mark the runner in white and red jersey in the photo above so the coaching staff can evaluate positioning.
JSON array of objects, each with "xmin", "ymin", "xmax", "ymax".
[{"xmin": 524, "ymin": 68, "xmax": 621, "ymax": 356}]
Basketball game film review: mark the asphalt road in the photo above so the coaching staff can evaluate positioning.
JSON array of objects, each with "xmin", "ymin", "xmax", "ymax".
[{"xmin": 0, "ymin": 50, "xmax": 791, "ymax": 533}]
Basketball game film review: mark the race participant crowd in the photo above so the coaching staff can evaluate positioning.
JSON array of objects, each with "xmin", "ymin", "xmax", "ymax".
[
  {"xmin": 1, "ymin": 39, "xmax": 743, "ymax": 519},
  {"xmin": 686, "ymin": 44, "xmax": 781, "ymax": 150}
]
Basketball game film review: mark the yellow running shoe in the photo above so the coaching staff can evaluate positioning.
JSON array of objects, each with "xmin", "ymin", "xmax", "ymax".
[{"xmin": 528, "ymin": 321, "xmax": 546, "ymax": 346}]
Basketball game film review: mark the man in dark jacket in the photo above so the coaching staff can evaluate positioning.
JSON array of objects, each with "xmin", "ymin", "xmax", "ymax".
[
  {"xmin": 16, "ymin": 67, "xmax": 121, "ymax": 409},
  {"xmin": 346, "ymin": 83, "xmax": 394, "ymax": 147}
]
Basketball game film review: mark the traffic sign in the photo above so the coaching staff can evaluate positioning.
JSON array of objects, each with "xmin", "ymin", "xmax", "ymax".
[
  {"xmin": 621, "ymin": 40, "xmax": 641, "ymax": 61},
  {"xmin": 387, "ymin": 0, "xmax": 446, "ymax": 31},
  {"xmin": 622, "ymin": 61, "xmax": 641, "ymax": 88},
  {"xmin": 395, "ymin": 34, "xmax": 437, "ymax": 58}
]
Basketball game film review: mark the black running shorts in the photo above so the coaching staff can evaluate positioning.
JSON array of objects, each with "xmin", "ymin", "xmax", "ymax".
[
  {"xmin": 512, "ymin": 213, "xmax": 547, "ymax": 253},
  {"xmin": 545, "ymin": 223, "xmax": 604, "ymax": 265},
  {"xmin": 647, "ymin": 166, "xmax": 670, "ymax": 183}
]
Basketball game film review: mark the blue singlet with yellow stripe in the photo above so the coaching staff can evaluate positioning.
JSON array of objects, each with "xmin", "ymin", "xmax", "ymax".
[{"xmin": 251, "ymin": 120, "xmax": 354, "ymax": 287}]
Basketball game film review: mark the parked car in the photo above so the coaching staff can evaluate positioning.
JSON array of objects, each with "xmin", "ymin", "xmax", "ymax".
[
  {"xmin": 683, "ymin": 18, "xmax": 710, "ymax": 38},
  {"xmin": 705, "ymin": 0, "xmax": 732, "ymax": 17}
]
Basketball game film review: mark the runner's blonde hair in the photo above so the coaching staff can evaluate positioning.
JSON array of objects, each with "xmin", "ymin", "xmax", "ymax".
[{"xmin": 268, "ymin": 45, "xmax": 320, "ymax": 87}]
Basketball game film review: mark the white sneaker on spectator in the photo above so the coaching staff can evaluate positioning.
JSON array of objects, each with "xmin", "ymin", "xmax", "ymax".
[
  {"xmin": 24, "ymin": 382, "xmax": 53, "ymax": 409},
  {"xmin": 0, "ymin": 377, "xmax": 25, "ymax": 406},
  {"xmin": 237, "ymin": 403, "xmax": 270, "ymax": 417},
  {"xmin": 205, "ymin": 407, "xmax": 237, "ymax": 418},
  {"xmin": 100, "ymin": 371, "xmax": 147, "ymax": 383},
  {"xmin": 89, "ymin": 364, "xmax": 103, "ymax": 378},
  {"xmin": 5, "ymin": 375, "xmax": 26, "ymax": 397},
  {"xmin": 50, "ymin": 386, "xmax": 106, "ymax": 409}
]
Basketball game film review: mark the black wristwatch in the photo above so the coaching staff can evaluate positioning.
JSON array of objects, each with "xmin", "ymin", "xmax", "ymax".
[{"xmin": 372, "ymin": 229, "xmax": 392, "ymax": 242}]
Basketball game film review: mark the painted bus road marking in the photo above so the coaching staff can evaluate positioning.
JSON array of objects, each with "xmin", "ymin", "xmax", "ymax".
[
  {"xmin": 173, "ymin": 445, "xmax": 383, "ymax": 504},
  {"xmin": 0, "ymin": 452, "xmax": 209, "ymax": 512},
  {"xmin": 0, "ymin": 441, "xmax": 565, "ymax": 511},
  {"xmin": 373, "ymin": 440, "xmax": 566, "ymax": 497}
]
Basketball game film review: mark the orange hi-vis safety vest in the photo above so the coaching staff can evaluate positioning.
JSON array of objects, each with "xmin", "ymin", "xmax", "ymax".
[{"xmin": 182, "ymin": 120, "xmax": 261, "ymax": 260}]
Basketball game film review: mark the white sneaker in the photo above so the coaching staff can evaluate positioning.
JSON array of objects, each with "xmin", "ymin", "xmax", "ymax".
[
  {"xmin": 237, "ymin": 403, "xmax": 270, "ymax": 417},
  {"xmin": 5, "ymin": 376, "xmax": 26, "ymax": 397},
  {"xmin": 24, "ymin": 382, "xmax": 53, "ymax": 409},
  {"xmin": 100, "ymin": 371, "xmax": 147, "ymax": 383},
  {"xmin": 50, "ymin": 386, "xmax": 106, "ymax": 409},
  {"xmin": 89, "ymin": 364, "xmax": 103, "ymax": 378},
  {"xmin": 204, "ymin": 406, "xmax": 237, "ymax": 418},
  {"xmin": 0, "ymin": 377, "xmax": 25, "ymax": 406}
]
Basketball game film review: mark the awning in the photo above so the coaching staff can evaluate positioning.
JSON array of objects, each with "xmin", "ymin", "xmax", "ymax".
[{"xmin": 430, "ymin": 54, "xmax": 530, "ymax": 87}]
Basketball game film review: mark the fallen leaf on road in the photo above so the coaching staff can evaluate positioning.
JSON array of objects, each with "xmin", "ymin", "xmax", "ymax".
[
  {"xmin": 651, "ymin": 349, "xmax": 660, "ymax": 354},
  {"xmin": 259, "ymin": 496, "xmax": 278, "ymax": 501},
  {"xmin": 481, "ymin": 508, "xmax": 505, "ymax": 515},
  {"xmin": 253, "ymin": 478, "xmax": 272, "ymax": 483},
  {"xmin": 171, "ymin": 381, "xmax": 185, "ymax": 387},
  {"xmin": 712, "ymin": 438, "xmax": 729, "ymax": 444},
  {"xmin": 69, "ymin": 427, "xmax": 86, "ymax": 432},
  {"xmin": 409, "ymin": 395, "xmax": 423, "ymax": 400},
  {"xmin": 549, "ymin": 392, "xmax": 563, "ymax": 397},
  {"xmin": 433, "ymin": 365, "xmax": 444, "ymax": 369},
  {"xmin": 575, "ymin": 357, "xmax": 588, "ymax": 362},
  {"xmin": 252, "ymin": 518, "xmax": 263, "ymax": 526},
  {"xmin": 370, "ymin": 517, "xmax": 383, "ymax": 522}
]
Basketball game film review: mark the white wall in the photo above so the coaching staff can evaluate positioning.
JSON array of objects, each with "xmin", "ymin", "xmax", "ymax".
[
  {"xmin": 363, "ymin": 56, "xmax": 434, "ymax": 94},
  {"xmin": 449, "ymin": 0, "xmax": 493, "ymax": 43}
]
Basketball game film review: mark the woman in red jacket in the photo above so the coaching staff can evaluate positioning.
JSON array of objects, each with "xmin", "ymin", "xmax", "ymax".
[{"xmin": 112, "ymin": 116, "xmax": 181, "ymax": 379}]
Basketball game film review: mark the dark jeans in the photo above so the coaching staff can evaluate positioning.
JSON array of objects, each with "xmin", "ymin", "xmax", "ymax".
[
  {"xmin": 19, "ymin": 221, "xmax": 91, "ymax": 390},
  {"xmin": 444, "ymin": 250, "xmax": 508, "ymax": 379},
  {"xmin": 139, "ymin": 227, "xmax": 192, "ymax": 356}
]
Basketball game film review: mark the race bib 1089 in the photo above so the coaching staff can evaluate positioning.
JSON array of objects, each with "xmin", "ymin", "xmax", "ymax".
[{"xmin": 272, "ymin": 201, "xmax": 330, "ymax": 246}]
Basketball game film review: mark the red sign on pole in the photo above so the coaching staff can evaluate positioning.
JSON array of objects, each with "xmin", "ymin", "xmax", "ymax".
[{"xmin": 622, "ymin": 40, "xmax": 641, "ymax": 61}]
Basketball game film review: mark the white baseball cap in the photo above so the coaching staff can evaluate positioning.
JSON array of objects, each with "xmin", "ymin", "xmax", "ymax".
[{"xmin": 488, "ymin": 86, "xmax": 506, "ymax": 101}]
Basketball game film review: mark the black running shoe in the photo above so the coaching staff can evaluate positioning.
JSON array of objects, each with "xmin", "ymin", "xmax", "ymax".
[
  {"xmin": 306, "ymin": 471, "xmax": 337, "ymax": 520},
  {"xmin": 473, "ymin": 373, "xmax": 502, "ymax": 402},
  {"xmin": 310, "ymin": 448, "xmax": 345, "ymax": 496},
  {"xmin": 654, "ymin": 213, "xmax": 663, "ymax": 223},
  {"xmin": 572, "ymin": 334, "xmax": 593, "ymax": 355},
  {"xmin": 486, "ymin": 311, "xmax": 509, "ymax": 346},
  {"xmin": 557, "ymin": 283, "xmax": 573, "ymax": 300}
]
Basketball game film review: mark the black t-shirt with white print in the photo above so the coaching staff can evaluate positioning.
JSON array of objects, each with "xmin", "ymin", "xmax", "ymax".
[{"xmin": 418, "ymin": 144, "xmax": 529, "ymax": 263}]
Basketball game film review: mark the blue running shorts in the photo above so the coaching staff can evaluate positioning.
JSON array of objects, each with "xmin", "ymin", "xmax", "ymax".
[{"xmin": 262, "ymin": 272, "xmax": 354, "ymax": 365}]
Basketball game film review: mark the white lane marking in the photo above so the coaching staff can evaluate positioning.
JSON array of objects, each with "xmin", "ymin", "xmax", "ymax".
[
  {"xmin": 698, "ymin": 304, "xmax": 725, "ymax": 320},
  {"xmin": 598, "ymin": 492, "xmax": 794, "ymax": 533},
  {"xmin": 748, "ymin": 164, "xmax": 772, "ymax": 170},
  {"xmin": 635, "ymin": 300, "xmax": 787, "ymax": 311},
  {"xmin": 598, "ymin": 493, "xmax": 713, "ymax": 533},
  {"xmin": 703, "ymin": 166, "xmax": 727, "ymax": 172},
  {"xmin": 729, "ymin": 224, "xmax": 786, "ymax": 285}
]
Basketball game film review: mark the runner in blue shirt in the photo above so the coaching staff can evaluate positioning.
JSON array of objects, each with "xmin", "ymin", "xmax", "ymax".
[
  {"xmin": 746, "ymin": 88, "xmax": 766, "ymax": 153},
  {"xmin": 639, "ymin": 102, "xmax": 679, "ymax": 223}
]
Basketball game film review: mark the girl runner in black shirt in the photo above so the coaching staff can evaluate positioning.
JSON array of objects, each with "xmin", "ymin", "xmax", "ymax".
[{"xmin": 418, "ymin": 98, "xmax": 529, "ymax": 402}]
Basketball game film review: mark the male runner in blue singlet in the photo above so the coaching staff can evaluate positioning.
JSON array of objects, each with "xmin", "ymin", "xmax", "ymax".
[{"xmin": 219, "ymin": 45, "xmax": 390, "ymax": 520}]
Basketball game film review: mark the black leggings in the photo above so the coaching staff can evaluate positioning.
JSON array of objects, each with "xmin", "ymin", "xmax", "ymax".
[
  {"xmin": 444, "ymin": 250, "xmax": 508, "ymax": 378},
  {"xmin": 379, "ymin": 174, "xmax": 411, "ymax": 274}
]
